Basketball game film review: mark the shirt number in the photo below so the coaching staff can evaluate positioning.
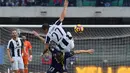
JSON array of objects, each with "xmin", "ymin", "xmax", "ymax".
[
  {"xmin": 48, "ymin": 67, "xmax": 55, "ymax": 72},
  {"xmin": 51, "ymin": 28, "xmax": 63, "ymax": 42}
]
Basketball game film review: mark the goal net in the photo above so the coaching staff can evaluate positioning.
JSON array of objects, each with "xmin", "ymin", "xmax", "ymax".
[{"xmin": 0, "ymin": 26, "xmax": 130, "ymax": 73}]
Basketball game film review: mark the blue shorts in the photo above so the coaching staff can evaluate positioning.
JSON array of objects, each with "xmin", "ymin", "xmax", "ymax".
[{"xmin": 47, "ymin": 66, "xmax": 67, "ymax": 73}]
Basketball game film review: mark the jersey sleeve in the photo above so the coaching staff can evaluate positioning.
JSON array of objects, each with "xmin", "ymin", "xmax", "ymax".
[
  {"xmin": 45, "ymin": 36, "xmax": 51, "ymax": 44},
  {"xmin": 54, "ymin": 19, "xmax": 62, "ymax": 26},
  {"xmin": 7, "ymin": 40, "xmax": 12, "ymax": 49},
  {"xmin": 28, "ymin": 41, "xmax": 32, "ymax": 49},
  {"xmin": 65, "ymin": 51, "xmax": 75, "ymax": 58}
]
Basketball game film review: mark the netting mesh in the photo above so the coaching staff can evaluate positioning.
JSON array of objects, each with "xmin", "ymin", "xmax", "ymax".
[{"xmin": 0, "ymin": 27, "xmax": 130, "ymax": 73}]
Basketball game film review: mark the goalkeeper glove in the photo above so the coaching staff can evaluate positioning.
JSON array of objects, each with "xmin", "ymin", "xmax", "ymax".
[{"xmin": 29, "ymin": 55, "xmax": 32, "ymax": 62}]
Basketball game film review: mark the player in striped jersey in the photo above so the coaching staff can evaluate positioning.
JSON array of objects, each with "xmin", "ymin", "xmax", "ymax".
[
  {"xmin": 33, "ymin": 30, "xmax": 94, "ymax": 73},
  {"xmin": 40, "ymin": 0, "xmax": 74, "ymax": 55},
  {"xmin": 7, "ymin": 30, "xmax": 24, "ymax": 73}
]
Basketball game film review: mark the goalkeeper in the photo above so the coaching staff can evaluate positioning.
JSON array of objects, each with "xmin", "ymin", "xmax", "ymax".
[{"xmin": 22, "ymin": 36, "xmax": 32, "ymax": 73}]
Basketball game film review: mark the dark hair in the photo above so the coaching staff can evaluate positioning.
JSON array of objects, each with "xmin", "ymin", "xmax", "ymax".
[{"xmin": 42, "ymin": 23, "xmax": 49, "ymax": 30}]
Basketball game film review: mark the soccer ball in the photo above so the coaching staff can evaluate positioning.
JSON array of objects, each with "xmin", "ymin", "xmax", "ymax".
[{"xmin": 74, "ymin": 24, "xmax": 84, "ymax": 33}]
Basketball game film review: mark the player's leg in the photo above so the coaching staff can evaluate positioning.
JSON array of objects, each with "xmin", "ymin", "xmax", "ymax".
[
  {"xmin": 24, "ymin": 64, "xmax": 28, "ymax": 73},
  {"xmin": 60, "ymin": 67, "xmax": 68, "ymax": 73},
  {"xmin": 13, "ymin": 70, "xmax": 19, "ymax": 73},
  {"xmin": 18, "ymin": 57, "xmax": 24, "ymax": 73},
  {"xmin": 11, "ymin": 57, "xmax": 19, "ymax": 73},
  {"xmin": 19, "ymin": 69, "xmax": 24, "ymax": 73},
  {"xmin": 23, "ymin": 57, "xmax": 29, "ymax": 73}
]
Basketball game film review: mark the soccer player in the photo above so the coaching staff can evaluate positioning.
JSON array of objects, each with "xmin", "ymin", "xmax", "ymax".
[
  {"xmin": 43, "ymin": 41, "xmax": 94, "ymax": 73},
  {"xmin": 40, "ymin": 0, "xmax": 72, "ymax": 54},
  {"xmin": 33, "ymin": 31, "xmax": 94, "ymax": 73},
  {"xmin": 22, "ymin": 36, "xmax": 32, "ymax": 73},
  {"xmin": 7, "ymin": 30, "xmax": 24, "ymax": 73}
]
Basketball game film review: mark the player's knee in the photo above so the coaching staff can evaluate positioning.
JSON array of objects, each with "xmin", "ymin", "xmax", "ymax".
[
  {"xmin": 63, "ymin": 72, "xmax": 67, "ymax": 73},
  {"xmin": 19, "ymin": 69, "xmax": 24, "ymax": 73},
  {"xmin": 13, "ymin": 70, "xmax": 18, "ymax": 73},
  {"xmin": 24, "ymin": 65, "xmax": 28, "ymax": 69}
]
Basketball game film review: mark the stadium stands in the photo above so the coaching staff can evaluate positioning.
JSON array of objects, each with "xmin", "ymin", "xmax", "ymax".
[{"xmin": 0, "ymin": 0, "xmax": 130, "ymax": 6}]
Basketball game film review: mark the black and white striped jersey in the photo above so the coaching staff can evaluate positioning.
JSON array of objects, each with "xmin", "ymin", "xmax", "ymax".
[
  {"xmin": 45, "ymin": 20, "xmax": 72, "ymax": 51},
  {"xmin": 45, "ymin": 20, "xmax": 67, "ymax": 44},
  {"xmin": 7, "ymin": 38, "xmax": 24, "ymax": 57}
]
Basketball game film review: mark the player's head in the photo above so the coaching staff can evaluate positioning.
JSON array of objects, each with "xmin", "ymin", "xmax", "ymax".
[
  {"xmin": 42, "ymin": 23, "xmax": 49, "ymax": 34},
  {"xmin": 45, "ymin": 52, "xmax": 49, "ymax": 57},
  {"xmin": 12, "ymin": 30, "xmax": 18, "ymax": 39},
  {"xmin": 49, "ymin": 41, "xmax": 57, "ymax": 49},
  {"xmin": 22, "ymin": 36, "xmax": 26, "ymax": 41}
]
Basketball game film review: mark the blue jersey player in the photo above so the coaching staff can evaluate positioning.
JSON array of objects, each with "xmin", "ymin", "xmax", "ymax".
[{"xmin": 45, "ymin": 41, "xmax": 94, "ymax": 73}]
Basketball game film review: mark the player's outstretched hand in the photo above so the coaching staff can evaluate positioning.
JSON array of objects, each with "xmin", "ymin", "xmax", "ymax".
[
  {"xmin": 10, "ymin": 58, "xmax": 14, "ymax": 63},
  {"xmin": 87, "ymin": 49, "xmax": 94, "ymax": 54},
  {"xmin": 64, "ymin": 0, "xmax": 69, "ymax": 7},
  {"xmin": 40, "ymin": 53, "xmax": 43, "ymax": 58},
  {"xmin": 33, "ymin": 31, "xmax": 39, "ymax": 37}
]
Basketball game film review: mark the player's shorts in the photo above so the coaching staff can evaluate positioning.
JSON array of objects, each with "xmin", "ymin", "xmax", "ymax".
[
  {"xmin": 22, "ymin": 56, "xmax": 29, "ymax": 65},
  {"xmin": 47, "ymin": 66, "xmax": 67, "ymax": 73},
  {"xmin": 11, "ymin": 57, "xmax": 24, "ymax": 70}
]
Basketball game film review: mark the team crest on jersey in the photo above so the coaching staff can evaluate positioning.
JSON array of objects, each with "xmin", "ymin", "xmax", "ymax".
[{"xmin": 16, "ymin": 46, "xmax": 21, "ymax": 49}]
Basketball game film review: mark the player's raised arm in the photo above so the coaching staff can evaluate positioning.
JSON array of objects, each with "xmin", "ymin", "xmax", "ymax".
[
  {"xmin": 33, "ymin": 31, "xmax": 45, "ymax": 44},
  {"xmin": 59, "ymin": 0, "xmax": 68, "ymax": 22}
]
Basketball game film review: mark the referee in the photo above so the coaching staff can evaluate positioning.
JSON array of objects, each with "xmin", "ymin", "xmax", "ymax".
[{"xmin": 7, "ymin": 30, "xmax": 24, "ymax": 73}]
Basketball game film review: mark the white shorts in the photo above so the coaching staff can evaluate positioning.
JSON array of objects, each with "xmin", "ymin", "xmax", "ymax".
[{"xmin": 11, "ymin": 57, "xmax": 24, "ymax": 70}]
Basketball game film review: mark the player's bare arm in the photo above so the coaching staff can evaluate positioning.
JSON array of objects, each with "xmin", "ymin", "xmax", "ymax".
[
  {"xmin": 43, "ymin": 43, "xmax": 49, "ymax": 54},
  {"xmin": 29, "ymin": 49, "xmax": 32, "ymax": 55},
  {"xmin": 28, "ymin": 41, "xmax": 32, "ymax": 56},
  {"xmin": 33, "ymin": 31, "xmax": 45, "ymax": 43},
  {"xmin": 74, "ymin": 49, "xmax": 94, "ymax": 54},
  {"xmin": 22, "ymin": 46, "xmax": 27, "ymax": 56},
  {"xmin": 33, "ymin": 30, "xmax": 49, "ymax": 54},
  {"xmin": 7, "ymin": 49, "xmax": 14, "ymax": 63},
  {"xmin": 29, "ymin": 48, "xmax": 33, "ymax": 61},
  {"xmin": 59, "ymin": 0, "xmax": 68, "ymax": 22}
]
